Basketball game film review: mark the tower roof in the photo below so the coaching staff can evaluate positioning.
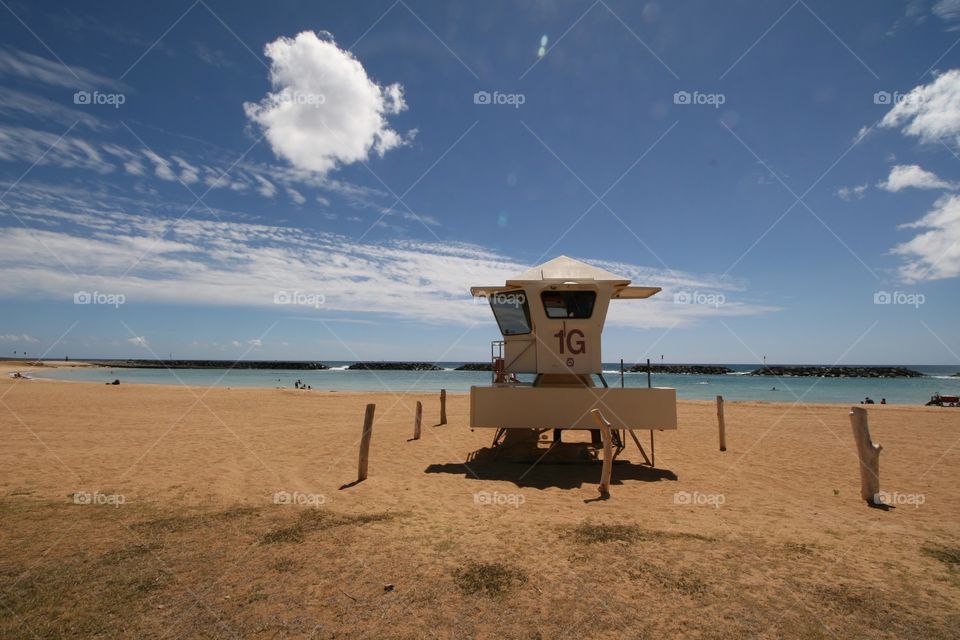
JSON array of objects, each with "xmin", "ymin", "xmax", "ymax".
[{"xmin": 506, "ymin": 256, "xmax": 630, "ymax": 285}]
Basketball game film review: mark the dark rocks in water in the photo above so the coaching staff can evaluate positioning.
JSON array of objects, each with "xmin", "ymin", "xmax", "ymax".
[
  {"xmin": 627, "ymin": 364, "xmax": 734, "ymax": 375},
  {"xmin": 749, "ymin": 366, "xmax": 924, "ymax": 378},
  {"xmin": 89, "ymin": 360, "xmax": 329, "ymax": 370},
  {"xmin": 455, "ymin": 363, "xmax": 493, "ymax": 371},
  {"xmin": 347, "ymin": 362, "xmax": 442, "ymax": 371}
]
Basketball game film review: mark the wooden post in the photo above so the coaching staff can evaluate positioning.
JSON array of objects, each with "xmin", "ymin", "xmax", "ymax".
[
  {"xmin": 357, "ymin": 404, "xmax": 375, "ymax": 482},
  {"xmin": 646, "ymin": 358, "xmax": 652, "ymax": 388},
  {"xmin": 413, "ymin": 400, "xmax": 422, "ymax": 440},
  {"xmin": 717, "ymin": 395, "xmax": 727, "ymax": 452},
  {"xmin": 439, "ymin": 389, "xmax": 447, "ymax": 425},
  {"xmin": 590, "ymin": 409, "xmax": 613, "ymax": 498},
  {"xmin": 849, "ymin": 407, "xmax": 882, "ymax": 504}
]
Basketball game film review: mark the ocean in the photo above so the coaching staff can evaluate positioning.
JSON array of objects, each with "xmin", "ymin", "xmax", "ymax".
[{"xmin": 34, "ymin": 363, "xmax": 960, "ymax": 405}]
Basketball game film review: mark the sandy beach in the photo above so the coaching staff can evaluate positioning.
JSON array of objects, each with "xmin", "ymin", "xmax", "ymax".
[{"xmin": 1, "ymin": 361, "xmax": 958, "ymax": 638}]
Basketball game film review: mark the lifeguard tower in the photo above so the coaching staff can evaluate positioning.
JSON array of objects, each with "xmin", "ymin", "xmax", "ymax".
[{"xmin": 470, "ymin": 256, "xmax": 677, "ymax": 461}]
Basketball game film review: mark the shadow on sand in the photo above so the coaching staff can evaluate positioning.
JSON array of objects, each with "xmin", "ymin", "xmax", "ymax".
[{"xmin": 425, "ymin": 446, "xmax": 678, "ymax": 490}]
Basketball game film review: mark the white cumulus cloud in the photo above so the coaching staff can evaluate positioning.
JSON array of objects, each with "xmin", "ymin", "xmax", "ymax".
[
  {"xmin": 244, "ymin": 31, "xmax": 412, "ymax": 175},
  {"xmin": 126, "ymin": 336, "xmax": 149, "ymax": 347},
  {"xmin": 878, "ymin": 164, "xmax": 956, "ymax": 192},
  {"xmin": 880, "ymin": 69, "xmax": 960, "ymax": 144},
  {"xmin": 894, "ymin": 194, "xmax": 960, "ymax": 281}
]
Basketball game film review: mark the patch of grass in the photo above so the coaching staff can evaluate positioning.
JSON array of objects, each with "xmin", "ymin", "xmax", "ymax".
[
  {"xmin": 261, "ymin": 525, "xmax": 305, "ymax": 545},
  {"xmin": 133, "ymin": 505, "xmax": 261, "ymax": 535},
  {"xmin": 99, "ymin": 542, "xmax": 163, "ymax": 565},
  {"xmin": 453, "ymin": 561, "xmax": 527, "ymax": 596},
  {"xmin": 922, "ymin": 545, "xmax": 960, "ymax": 567},
  {"xmin": 570, "ymin": 523, "xmax": 639, "ymax": 544},
  {"xmin": 217, "ymin": 505, "xmax": 259, "ymax": 520},
  {"xmin": 133, "ymin": 514, "xmax": 197, "ymax": 534},
  {"xmin": 269, "ymin": 558, "xmax": 298, "ymax": 573},
  {"xmin": 783, "ymin": 542, "xmax": 816, "ymax": 556},
  {"xmin": 568, "ymin": 522, "xmax": 715, "ymax": 545},
  {"xmin": 630, "ymin": 566, "xmax": 708, "ymax": 596},
  {"xmin": 259, "ymin": 509, "xmax": 396, "ymax": 545}
]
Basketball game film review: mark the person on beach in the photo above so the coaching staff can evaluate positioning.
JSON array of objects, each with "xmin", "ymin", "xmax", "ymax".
[{"xmin": 880, "ymin": 398, "xmax": 887, "ymax": 404}]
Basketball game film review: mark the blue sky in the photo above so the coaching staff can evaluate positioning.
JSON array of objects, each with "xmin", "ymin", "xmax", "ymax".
[{"xmin": 0, "ymin": 0, "xmax": 958, "ymax": 364}]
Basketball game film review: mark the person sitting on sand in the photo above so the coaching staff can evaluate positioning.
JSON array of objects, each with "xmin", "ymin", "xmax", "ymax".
[
  {"xmin": 880, "ymin": 398, "xmax": 886, "ymax": 404},
  {"xmin": 863, "ymin": 397, "xmax": 875, "ymax": 404}
]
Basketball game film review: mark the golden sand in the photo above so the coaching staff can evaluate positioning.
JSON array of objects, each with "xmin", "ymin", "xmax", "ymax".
[{"xmin": 1, "ymin": 361, "xmax": 958, "ymax": 638}]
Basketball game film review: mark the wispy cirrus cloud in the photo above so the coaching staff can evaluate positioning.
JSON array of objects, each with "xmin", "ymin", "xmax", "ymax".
[
  {"xmin": 0, "ymin": 47, "xmax": 122, "ymax": 91},
  {"xmin": 0, "ymin": 184, "xmax": 777, "ymax": 328}
]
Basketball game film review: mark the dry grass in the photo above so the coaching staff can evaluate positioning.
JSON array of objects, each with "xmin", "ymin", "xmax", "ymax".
[
  {"xmin": 453, "ymin": 561, "xmax": 527, "ymax": 596},
  {"xmin": 2, "ymin": 497, "xmax": 958, "ymax": 639},
  {"xmin": 923, "ymin": 545, "xmax": 960, "ymax": 567}
]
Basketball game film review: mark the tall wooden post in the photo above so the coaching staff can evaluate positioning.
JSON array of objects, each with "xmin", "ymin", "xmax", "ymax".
[
  {"xmin": 439, "ymin": 389, "xmax": 447, "ymax": 425},
  {"xmin": 717, "ymin": 395, "xmax": 727, "ymax": 452},
  {"xmin": 357, "ymin": 404, "xmax": 375, "ymax": 482},
  {"xmin": 413, "ymin": 400, "xmax": 422, "ymax": 440},
  {"xmin": 849, "ymin": 407, "xmax": 882, "ymax": 504},
  {"xmin": 591, "ymin": 409, "xmax": 613, "ymax": 498}
]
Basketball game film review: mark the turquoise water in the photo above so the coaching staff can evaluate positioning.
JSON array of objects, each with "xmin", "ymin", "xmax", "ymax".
[{"xmin": 35, "ymin": 363, "xmax": 960, "ymax": 405}]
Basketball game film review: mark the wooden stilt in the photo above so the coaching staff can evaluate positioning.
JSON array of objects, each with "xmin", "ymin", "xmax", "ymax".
[
  {"xmin": 627, "ymin": 429, "xmax": 652, "ymax": 466},
  {"xmin": 357, "ymin": 404, "xmax": 375, "ymax": 482},
  {"xmin": 849, "ymin": 407, "xmax": 882, "ymax": 504},
  {"xmin": 591, "ymin": 409, "xmax": 613, "ymax": 498},
  {"xmin": 439, "ymin": 389, "xmax": 447, "ymax": 425},
  {"xmin": 717, "ymin": 395, "xmax": 727, "ymax": 452}
]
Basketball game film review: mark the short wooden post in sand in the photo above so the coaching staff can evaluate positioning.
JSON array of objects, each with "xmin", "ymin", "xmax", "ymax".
[
  {"xmin": 439, "ymin": 389, "xmax": 447, "ymax": 425},
  {"xmin": 849, "ymin": 407, "xmax": 882, "ymax": 504},
  {"xmin": 413, "ymin": 400, "xmax": 422, "ymax": 440},
  {"xmin": 590, "ymin": 409, "xmax": 614, "ymax": 498},
  {"xmin": 357, "ymin": 404, "xmax": 376, "ymax": 482},
  {"xmin": 717, "ymin": 395, "xmax": 727, "ymax": 452}
]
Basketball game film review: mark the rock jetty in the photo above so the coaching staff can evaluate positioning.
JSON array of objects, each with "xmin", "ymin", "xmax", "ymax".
[
  {"xmin": 455, "ymin": 363, "xmax": 493, "ymax": 371},
  {"xmin": 627, "ymin": 364, "xmax": 734, "ymax": 375},
  {"xmin": 748, "ymin": 366, "xmax": 923, "ymax": 378},
  {"xmin": 347, "ymin": 362, "xmax": 442, "ymax": 371},
  {"xmin": 90, "ymin": 360, "xmax": 329, "ymax": 370}
]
